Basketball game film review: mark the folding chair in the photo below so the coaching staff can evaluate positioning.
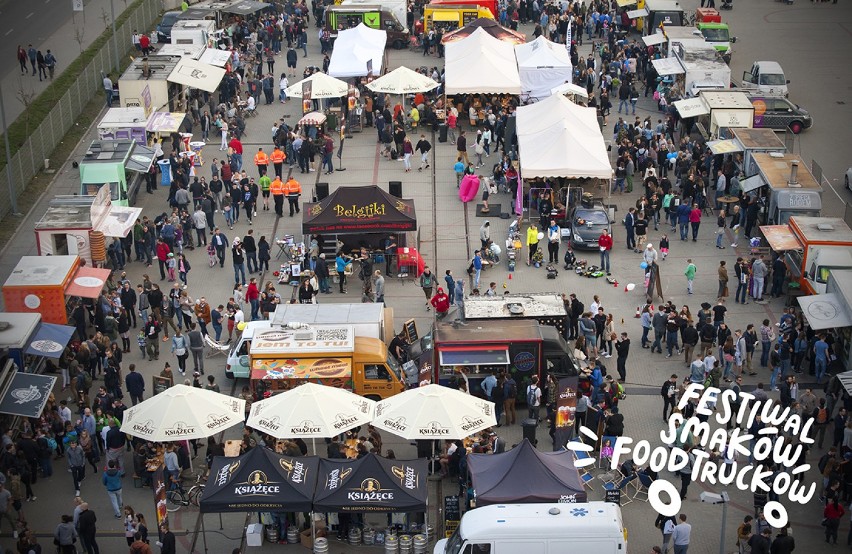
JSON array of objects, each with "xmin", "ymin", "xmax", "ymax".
[
  {"xmin": 632, "ymin": 472, "xmax": 653, "ymax": 502},
  {"xmin": 569, "ymin": 438, "xmax": 596, "ymax": 469},
  {"xmin": 602, "ymin": 476, "xmax": 634, "ymax": 506},
  {"xmin": 204, "ymin": 335, "xmax": 230, "ymax": 359},
  {"xmin": 579, "ymin": 469, "xmax": 595, "ymax": 490}
]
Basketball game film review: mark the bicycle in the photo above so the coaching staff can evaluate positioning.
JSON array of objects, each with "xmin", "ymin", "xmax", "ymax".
[{"xmin": 165, "ymin": 472, "xmax": 206, "ymax": 512}]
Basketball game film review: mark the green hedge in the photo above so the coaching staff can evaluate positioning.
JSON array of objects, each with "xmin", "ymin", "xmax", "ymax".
[{"xmin": 0, "ymin": 0, "xmax": 149, "ymax": 168}]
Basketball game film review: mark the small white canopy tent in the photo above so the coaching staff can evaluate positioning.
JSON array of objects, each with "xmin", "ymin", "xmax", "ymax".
[
  {"xmin": 515, "ymin": 36, "xmax": 573, "ymax": 99},
  {"xmin": 328, "ymin": 23, "xmax": 387, "ymax": 78},
  {"xmin": 445, "ymin": 27, "xmax": 521, "ymax": 95},
  {"xmin": 516, "ymin": 94, "xmax": 612, "ymax": 179}
]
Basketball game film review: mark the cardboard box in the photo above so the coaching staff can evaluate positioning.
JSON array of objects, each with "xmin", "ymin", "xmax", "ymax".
[
  {"xmin": 246, "ymin": 523, "xmax": 263, "ymax": 547},
  {"xmin": 300, "ymin": 527, "xmax": 328, "ymax": 549}
]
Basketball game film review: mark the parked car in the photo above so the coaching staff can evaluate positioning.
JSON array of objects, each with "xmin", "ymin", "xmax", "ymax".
[
  {"xmin": 156, "ymin": 11, "xmax": 181, "ymax": 43},
  {"xmin": 845, "ymin": 167, "xmax": 852, "ymax": 190},
  {"xmin": 567, "ymin": 204, "xmax": 612, "ymax": 250}
]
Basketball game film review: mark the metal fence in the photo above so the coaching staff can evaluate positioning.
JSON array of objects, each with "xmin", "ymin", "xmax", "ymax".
[
  {"xmin": 0, "ymin": 0, "xmax": 161, "ymax": 220},
  {"xmin": 812, "ymin": 159, "xmax": 852, "ymax": 228}
]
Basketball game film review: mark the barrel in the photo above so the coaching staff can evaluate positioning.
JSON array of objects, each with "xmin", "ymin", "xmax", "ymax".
[
  {"xmin": 265, "ymin": 526, "xmax": 279, "ymax": 543},
  {"xmin": 384, "ymin": 534, "xmax": 399, "ymax": 554},
  {"xmin": 363, "ymin": 528, "xmax": 375, "ymax": 545},
  {"xmin": 424, "ymin": 525, "xmax": 434, "ymax": 543},
  {"xmin": 286, "ymin": 526, "xmax": 300, "ymax": 544},
  {"xmin": 89, "ymin": 230, "xmax": 106, "ymax": 263},
  {"xmin": 399, "ymin": 534, "xmax": 413, "ymax": 554},
  {"xmin": 313, "ymin": 537, "xmax": 329, "ymax": 554},
  {"xmin": 413, "ymin": 534, "xmax": 427, "ymax": 554},
  {"xmin": 348, "ymin": 527, "xmax": 362, "ymax": 546}
]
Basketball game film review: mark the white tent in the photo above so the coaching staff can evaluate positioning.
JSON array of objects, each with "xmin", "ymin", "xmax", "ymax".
[
  {"xmin": 328, "ymin": 23, "xmax": 387, "ymax": 78},
  {"xmin": 285, "ymin": 71, "xmax": 349, "ymax": 99},
  {"xmin": 516, "ymin": 94, "xmax": 612, "ymax": 179},
  {"xmin": 445, "ymin": 27, "xmax": 521, "ymax": 95},
  {"xmin": 515, "ymin": 36, "xmax": 573, "ymax": 99}
]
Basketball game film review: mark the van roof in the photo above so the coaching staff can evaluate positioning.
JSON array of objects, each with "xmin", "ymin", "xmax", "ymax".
[
  {"xmin": 644, "ymin": 0, "xmax": 683, "ymax": 11},
  {"xmin": 754, "ymin": 61, "xmax": 784, "ymax": 73},
  {"xmin": 458, "ymin": 502, "xmax": 623, "ymax": 540},
  {"xmin": 271, "ymin": 303, "xmax": 386, "ymax": 327}
]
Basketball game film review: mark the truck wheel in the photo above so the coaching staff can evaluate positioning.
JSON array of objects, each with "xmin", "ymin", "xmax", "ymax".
[
  {"xmin": 225, "ymin": 370, "xmax": 234, "ymax": 379},
  {"xmin": 393, "ymin": 39, "xmax": 404, "ymax": 50},
  {"xmin": 846, "ymin": 175, "xmax": 850, "ymax": 190},
  {"xmin": 789, "ymin": 121, "xmax": 803, "ymax": 134},
  {"xmin": 365, "ymin": 395, "xmax": 382, "ymax": 402}
]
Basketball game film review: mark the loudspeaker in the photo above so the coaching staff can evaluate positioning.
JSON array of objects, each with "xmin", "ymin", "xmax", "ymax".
[
  {"xmin": 389, "ymin": 181, "xmax": 402, "ymax": 198},
  {"xmin": 316, "ymin": 182, "xmax": 329, "ymax": 201}
]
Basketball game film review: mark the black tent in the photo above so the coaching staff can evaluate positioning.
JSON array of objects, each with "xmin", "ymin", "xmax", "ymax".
[
  {"xmin": 313, "ymin": 453, "xmax": 427, "ymax": 512},
  {"xmin": 200, "ymin": 447, "xmax": 319, "ymax": 513},
  {"xmin": 302, "ymin": 186, "xmax": 417, "ymax": 235},
  {"xmin": 467, "ymin": 439, "xmax": 587, "ymax": 505}
]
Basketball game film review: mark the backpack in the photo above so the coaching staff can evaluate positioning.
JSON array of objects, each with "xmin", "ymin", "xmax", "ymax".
[
  {"xmin": 817, "ymin": 407, "xmax": 829, "ymax": 424},
  {"xmin": 507, "ymin": 380, "xmax": 517, "ymax": 399},
  {"xmin": 527, "ymin": 385, "xmax": 538, "ymax": 406},
  {"xmin": 819, "ymin": 453, "xmax": 831, "ymax": 474}
]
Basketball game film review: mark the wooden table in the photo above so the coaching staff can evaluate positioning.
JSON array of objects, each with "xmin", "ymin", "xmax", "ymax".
[{"xmin": 717, "ymin": 196, "xmax": 740, "ymax": 204}]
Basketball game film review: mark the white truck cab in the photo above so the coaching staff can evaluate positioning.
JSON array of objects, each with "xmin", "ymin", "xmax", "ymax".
[{"xmin": 741, "ymin": 61, "xmax": 789, "ymax": 97}]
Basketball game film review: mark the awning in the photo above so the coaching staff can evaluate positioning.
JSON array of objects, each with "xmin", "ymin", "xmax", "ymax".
[
  {"xmin": 126, "ymin": 144, "xmax": 156, "ymax": 173},
  {"xmin": 627, "ymin": 8, "xmax": 648, "ymax": 18},
  {"xmin": 616, "ymin": 0, "xmax": 637, "ymax": 7},
  {"xmin": 741, "ymin": 174, "xmax": 765, "ymax": 193},
  {"xmin": 438, "ymin": 347, "xmax": 509, "ymax": 366},
  {"xmin": 673, "ymin": 98, "xmax": 709, "ymax": 118},
  {"xmin": 25, "ymin": 323, "xmax": 75, "ymax": 358},
  {"xmin": 797, "ymin": 293, "xmax": 852, "ymax": 331},
  {"xmin": 65, "ymin": 266, "xmax": 112, "ymax": 298},
  {"xmin": 167, "ymin": 59, "xmax": 226, "ymax": 93},
  {"xmin": 711, "ymin": 110, "xmax": 752, "ymax": 130},
  {"xmin": 0, "ymin": 373, "xmax": 57, "ymax": 417},
  {"xmin": 643, "ymin": 33, "xmax": 668, "ymax": 47},
  {"xmin": 836, "ymin": 371, "xmax": 852, "ymax": 396},
  {"xmin": 760, "ymin": 225, "xmax": 802, "ymax": 251},
  {"xmin": 95, "ymin": 206, "xmax": 143, "ymax": 238},
  {"xmin": 199, "ymin": 48, "xmax": 233, "ymax": 67},
  {"xmin": 224, "ymin": 0, "xmax": 270, "ymax": 15},
  {"xmin": 707, "ymin": 139, "xmax": 743, "ymax": 155},
  {"xmin": 432, "ymin": 10, "xmax": 459, "ymax": 21},
  {"xmin": 146, "ymin": 112, "xmax": 187, "ymax": 133},
  {"xmin": 652, "ymin": 58, "xmax": 684, "ymax": 76}
]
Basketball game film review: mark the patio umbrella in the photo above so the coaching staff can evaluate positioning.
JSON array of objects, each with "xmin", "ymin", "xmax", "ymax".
[
  {"xmin": 372, "ymin": 384, "xmax": 497, "ymax": 441},
  {"xmin": 246, "ymin": 382, "xmax": 375, "ymax": 441},
  {"xmin": 551, "ymin": 82, "xmax": 590, "ymax": 100},
  {"xmin": 298, "ymin": 111, "xmax": 327, "ymax": 126},
  {"xmin": 285, "ymin": 72, "xmax": 348, "ymax": 99},
  {"xmin": 120, "ymin": 384, "xmax": 245, "ymax": 442},
  {"xmin": 365, "ymin": 66, "xmax": 439, "ymax": 96}
]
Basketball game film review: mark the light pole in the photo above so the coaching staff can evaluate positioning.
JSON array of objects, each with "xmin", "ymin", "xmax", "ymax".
[
  {"xmin": 110, "ymin": 0, "xmax": 119, "ymax": 73},
  {"xmin": 700, "ymin": 491, "xmax": 730, "ymax": 554},
  {"xmin": 0, "ymin": 87, "xmax": 21, "ymax": 216}
]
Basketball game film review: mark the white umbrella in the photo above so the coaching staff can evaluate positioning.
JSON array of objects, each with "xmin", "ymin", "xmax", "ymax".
[
  {"xmin": 120, "ymin": 384, "xmax": 245, "ymax": 442},
  {"xmin": 372, "ymin": 384, "xmax": 497, "ymax": 440},
  {"xmin": 298, "ymin": 111, "xmax": 327, "ymax": 127},
  {"xmin": 285, "ymin": 72, "xmax": 348, "ymax": 99},
  {"xmin": 551, "ymin": 81, "xmax": 590, "ymax": 99},
  {"xmin": 246, "ymin": 382, "xmax": 375, "ymax": 439},
  {"xmin": 365, "ymin": 66, "xmax": 439, "ymax": 96}
]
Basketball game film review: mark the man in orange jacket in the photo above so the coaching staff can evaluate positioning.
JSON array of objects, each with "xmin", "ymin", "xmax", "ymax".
[
  {"xmin": 270, "ymin": 146, "xmax": 286, "ymax": 178},
  {"xmin": 254, "ymin": 147, "xmax": 269, "ymax": 177},
  {"xmin": 284, "ymin": 176, "xmax": 302, "ymax": 217},
  {"xmin": 270, "ymin": 176, "xmax": 285, "ymax": 217}
]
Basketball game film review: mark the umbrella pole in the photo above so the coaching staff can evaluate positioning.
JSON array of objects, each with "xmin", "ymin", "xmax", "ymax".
[
  {"xmin": 201, "ymin": 514, "xmax": 209, "ymax": 554},
  {"xmin": 312, "ymin": 437, "xmax": 317, "ymax": 456}
]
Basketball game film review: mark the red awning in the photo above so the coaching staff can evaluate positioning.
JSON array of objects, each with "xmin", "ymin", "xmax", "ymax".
[{"xmin": 65, "ymin": 267, "xmax": 112, "ymax": 298}]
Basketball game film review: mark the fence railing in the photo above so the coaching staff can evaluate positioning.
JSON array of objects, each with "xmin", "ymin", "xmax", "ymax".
[
  {"xmin": 0, "ymin": 0, "xmax": 162, "ymax": 221},
  {"xmin": 812, "ymin": 159, "xmax": 852, "ymax": 229}
]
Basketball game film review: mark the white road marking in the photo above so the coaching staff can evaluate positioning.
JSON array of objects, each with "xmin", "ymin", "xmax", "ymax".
[
  {"xmin": 25, "ymin": 12, "xmax": 34, "ymax": 19},
  {"xmin": 4, "ymin": 29, "xmax": 13, "ymax": 36}
]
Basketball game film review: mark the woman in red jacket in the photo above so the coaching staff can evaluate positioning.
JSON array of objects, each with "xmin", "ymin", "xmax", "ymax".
[{"xmin": 824, "ymin": 498, "xmax": 845, "ymax": 544}]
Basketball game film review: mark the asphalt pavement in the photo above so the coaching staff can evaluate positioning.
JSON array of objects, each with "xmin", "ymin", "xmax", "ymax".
[{"xmin": 0, "ymin": 2, "xmax": 844, "ymax": 553}]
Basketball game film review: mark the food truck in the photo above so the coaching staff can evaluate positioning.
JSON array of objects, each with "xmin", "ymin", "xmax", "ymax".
[
  {"xmin": 465, "ymin": 294, "xmax": 568, "ymax": 336},
  {"xmin": 78, "ymin": 140, "xmax": 156, "ymax": 207},
  {"xmin": 426, "ymin": 320, "xmax": 580, "ymax": 401},
  {"xmin": 246, "ymin": 324, "xmax": 406, "ymax": 401},
  {"xmin": 749, "ymin": 152, "xmax": 823, "ymax": 226},
  {"xmin": 2, "ymin": 256, "xmax": 111, "ymax": 325},
  {"xmin": 698, "ymin": 90, "xmax": 754, "ymax": 138},
  {"xmin": 170, "ymin": 19, "xmax": 216, "ymax": 45},
  {"xmin": 34, "ymin": 186, "xmax": 142, "ymax": 266},
  {"xmin": 227, "ymin": 304, "xmax": 395, "ymax": 378},
  {"xmin": 97, "ymin": 108, "xmax": 149, "ymax": 143},
  {"xmin": 423, "ymin": 4, "xmax": 494, "ymax": 32},
  {"xmin": 720, "ymin": 127, "xmax": 786, "ymax": 176},
  {"xmin": 670, "ymin": 41, "xmax": 731, "ymax": 98},
  {"xmin": 118, "ymin": 55, "xmax": 182, "ymax": 113}
]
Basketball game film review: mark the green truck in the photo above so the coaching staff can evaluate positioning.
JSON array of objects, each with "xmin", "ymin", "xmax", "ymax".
[{"xmin": 696, "ymin": 22, "xmax": 735, "ymax": 64}]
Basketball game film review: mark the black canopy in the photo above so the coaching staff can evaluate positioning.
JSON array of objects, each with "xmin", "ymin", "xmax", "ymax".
[
  {"xmin": 200, "ymin": 447, "xmax": 319, "ymax": 513},
  {"xmin": 302, "ymin": 186, "xmax": 417, "ymax": 234},
  {"xmin": 313, "ymin": 453, "xmax": 427, "ymax": 512},
  {"xmin": 467, "ymin": 439, "xmax": 587, "ymax": 505}
]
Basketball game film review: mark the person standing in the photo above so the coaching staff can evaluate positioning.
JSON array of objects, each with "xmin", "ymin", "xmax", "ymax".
[
  {"xmin": 456, "ymin": 130, "xmax": 469, "ymax": 165},
  {"xmin": 66, "ymin": 438, "xmax": 86, "ymax": 496},
  {"xmin": 688, "ymin": 203, "xmax": 701, "ymax": 241},
  {"xmin": 124, "ymin": 364, "xmax": 144, "ymax": 405},
  {"xmin": 232, "ymin": 239, "xmax": 247, "ymax": 286},
  {"xmin": 717, "ymin": 261, "xmax": 729, "ymax": 300},
  {"xmin": 419, "ymin": 267, "xmax": 435, "ymax": 311},
  {"xmin": 102, "ymin": 73, "xmax": 114, "ymax": 108},
  {"xmin": 684, "ymin": 259, "xmax": 696, "ymax": 295},
  {"xmin": 187, "ymin": 323, "xmax": 205, "ymax": 375},
  {"xmin": 547, "ymin": 219, "xmax": 560, "ymax": 263},
  {"xmin": 526, "ymin": 375, "xmax": 542, "ymax": 422},
  {"xmin": 284, "ymin": 175, "xmax": 302, "ymax": 217},
  {"xmin": 77, "ymin": 502, "xmax": 99, "ymax": 554},
  {"xmin": 615, "ymin": 332, "xmax": 630, "ymax": 382},
  {"xmin": 598, "ymin": 229, "xmax": 613, "ymax": 275},
  {"xmin": 158, "ymin": 523, "xmax": 176, "ymax": 554},
  {"xmin": 660, "ymin": 374, "xmax": 677, "ymax": 421},
  {"xmin": 672, "ymin": 514, "xmax": 691, "ymax": 554},
  {"xmin": 54, "ymin": 514, "xmax": 78, "ymax": 553},
  {"xmin": 373, "ymin": 270, "xmax": 385, "ymax": 304},
  {"xmin": 416, "ymin": 134, "xmax": 431, "ymax": 171}
]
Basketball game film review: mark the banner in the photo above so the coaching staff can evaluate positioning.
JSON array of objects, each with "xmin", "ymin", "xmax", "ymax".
[
  {"xmin": 553, "ymin": 376, "xmax": 579, "ymax": 449},
  {"xmin": 153, "ymin": 465, "xmax": 169, "ymax": 534},
  {"xmin": 0, "ymin": 373, "xmax": 57, "ymax": 418}
]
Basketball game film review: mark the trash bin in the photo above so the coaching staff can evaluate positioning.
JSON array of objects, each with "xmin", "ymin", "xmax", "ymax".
[
  {"xmin": 157, "ymin": 159, "xmax": 171, "ymax": 186},
  {"xmin": 438, "ymin": 123, "xmax": 448, "ymax": 143},
  {"xmin": 521, "ymin": 418, "xmax": 537, "ymax": 445}
]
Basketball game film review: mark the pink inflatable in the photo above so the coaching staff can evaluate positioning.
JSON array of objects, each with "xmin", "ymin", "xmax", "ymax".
[{"xmin": 459, "ymin": 174, "xmax": 480, "ymax": 202}]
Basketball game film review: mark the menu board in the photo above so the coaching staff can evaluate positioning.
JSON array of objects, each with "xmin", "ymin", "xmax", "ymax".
[
  {"xmin": 403, "ymin": 319, "xmax": 418, "ymax": 345},
  {"xmin": 444, "ymin": 495, "xmax": 461, "ymax": 538}
]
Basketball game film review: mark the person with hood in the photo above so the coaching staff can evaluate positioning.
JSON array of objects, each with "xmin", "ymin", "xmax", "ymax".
[
  {"xmin": 101, "ymin": 460, "xmax": 124, "ymax": 518},
  {"xmin": 54, "ymin": 514, "xmax": 78, "ymax": 553},
  {"xmin": 430, "ymin": 287, "xmax": 450, "ymax": 318}
]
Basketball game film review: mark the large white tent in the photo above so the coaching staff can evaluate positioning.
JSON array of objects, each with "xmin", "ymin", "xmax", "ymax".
[
  {"xmin": 445, "ymin": 27, "xmax": 521, "ymax": 95},
  {"xmin": 516, "ymin": 94, "xmax": 612, "ymax": 179},
  {"xmin": 328, "ymin": 23, "xmax": 387, "ymax": 78},
  {"xmin": 515, "ymin": 36, "xmax": 573, "ymax": 98}
]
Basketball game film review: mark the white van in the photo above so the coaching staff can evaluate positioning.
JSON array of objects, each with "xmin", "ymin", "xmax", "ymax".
[
  {"xmin": 740, "ymin": 61, "xmax": 789, "ymax": 97},
  {"xmin": 434, "ymin": 502, "xmax": 627, "ymax": 554}
]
